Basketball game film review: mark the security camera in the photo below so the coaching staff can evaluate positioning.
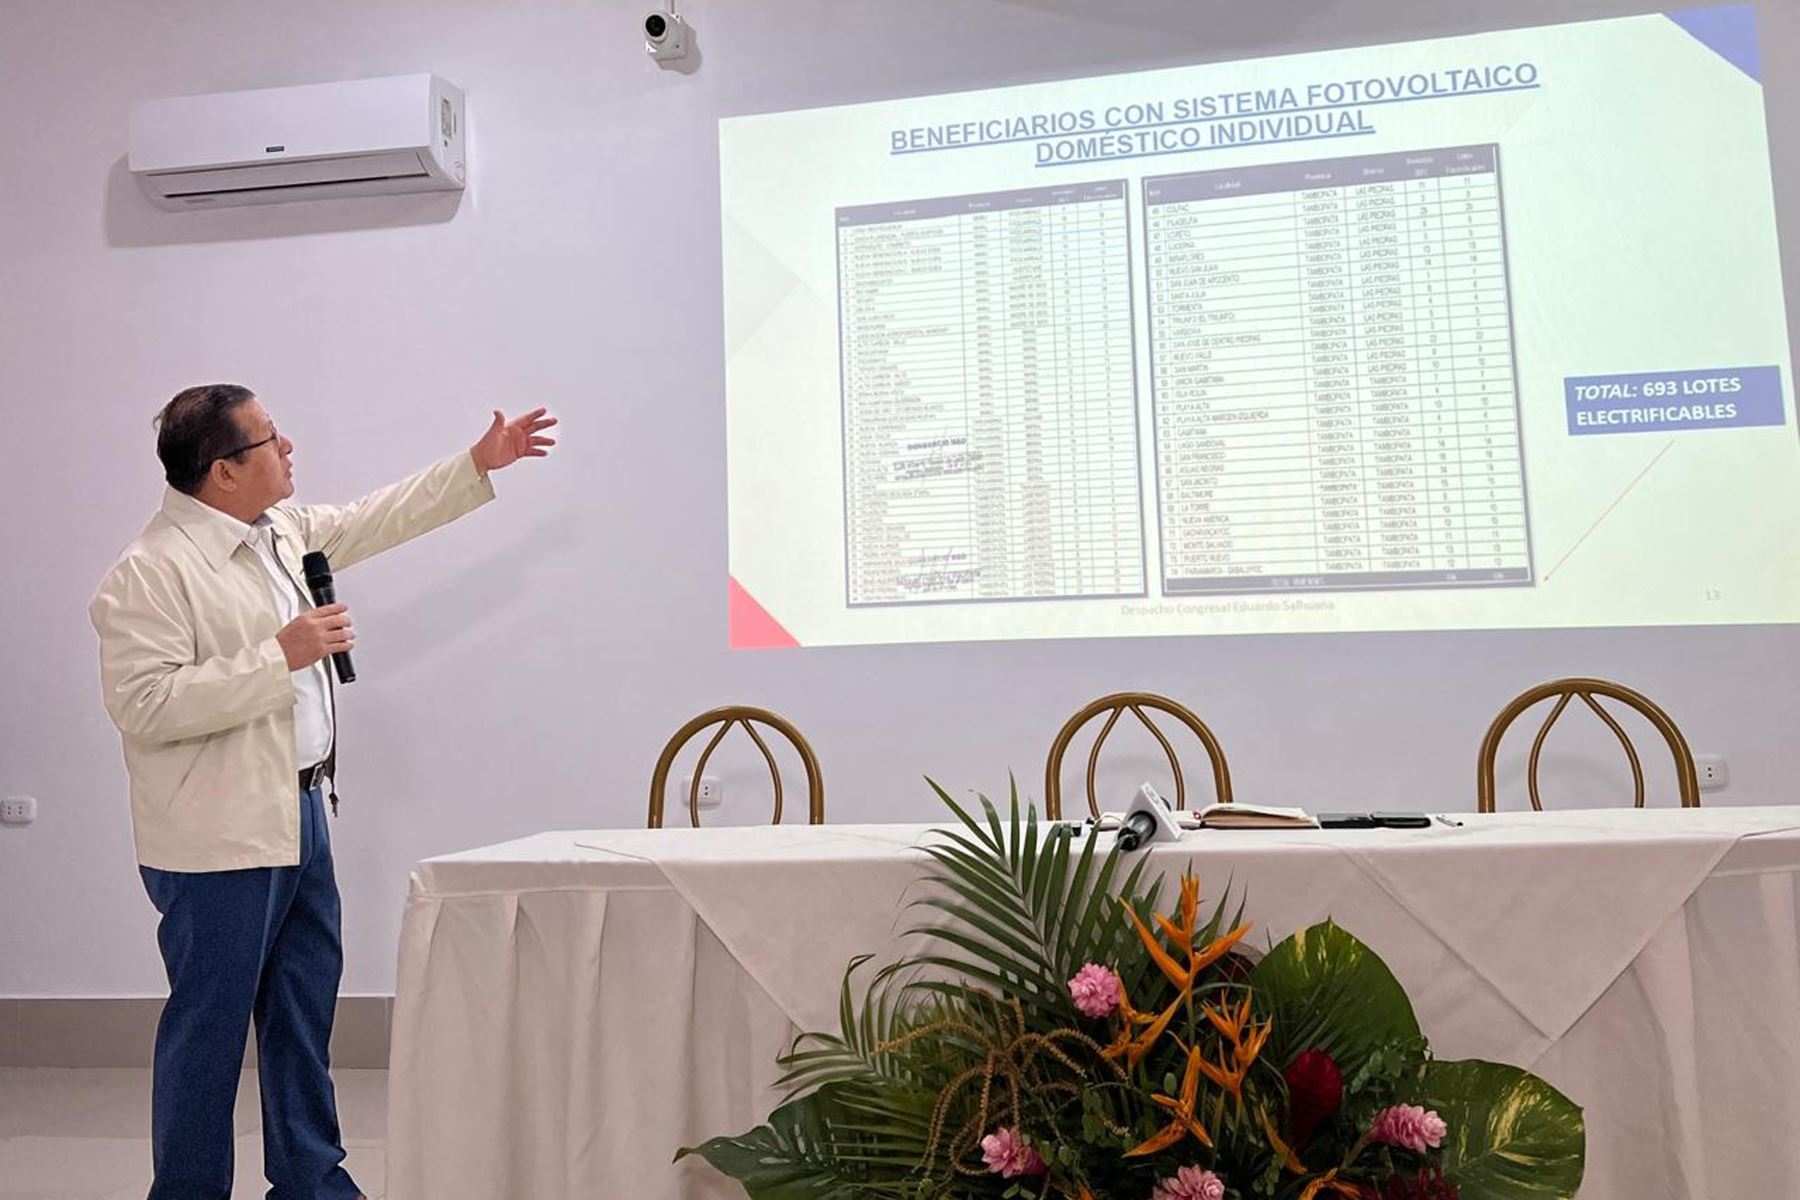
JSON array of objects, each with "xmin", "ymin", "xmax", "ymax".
[{"xmin": 644, "ymin": 9, "xmax": 692, "ymax": 62}]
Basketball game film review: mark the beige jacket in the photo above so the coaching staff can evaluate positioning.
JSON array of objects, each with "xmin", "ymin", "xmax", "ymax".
[{"xmin": 90, "ymin": 451, "xmax": 495, "ymax": 871}]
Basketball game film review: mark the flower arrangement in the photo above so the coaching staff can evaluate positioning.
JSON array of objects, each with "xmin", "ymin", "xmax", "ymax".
[{"xmin": 680, "ymin": 787, "xmax": 1585, "ymax": 1198}]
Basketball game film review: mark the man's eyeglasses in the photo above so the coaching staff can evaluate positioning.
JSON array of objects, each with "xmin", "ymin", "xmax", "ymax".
[{"xmin": 213, "ymin": 425, "xmax": 280, "ymax": 464}]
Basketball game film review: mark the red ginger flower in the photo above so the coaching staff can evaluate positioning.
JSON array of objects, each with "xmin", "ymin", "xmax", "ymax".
[
  {"xmin": 1283, "ymin": 1048, "xmax": 1343, "ymax": 1150},
  {"xmin": 1378, "ymin": 1164, "xmax": 1461, "ymax": 1200}
]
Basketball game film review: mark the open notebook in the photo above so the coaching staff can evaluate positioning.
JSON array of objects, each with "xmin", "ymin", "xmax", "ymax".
[
  {"xmin": 1093, "ymin": 802, "xmax": 1320, "ymax": 831},
  {"xmin": 1192, "ymin": 802, "xmax": 1320, "ymax": 829}
]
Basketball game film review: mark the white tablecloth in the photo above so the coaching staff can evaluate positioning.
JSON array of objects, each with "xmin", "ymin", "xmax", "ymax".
[{"xmin": 387, "ymin": 808, "xmax": 1800, "ymax": 1199}]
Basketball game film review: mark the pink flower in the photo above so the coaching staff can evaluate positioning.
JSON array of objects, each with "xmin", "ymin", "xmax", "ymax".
[
  {"xmin": 979, "ymin": 1126, "xmax": 1046, "ymax": 1178},
  {"xmin": 1370, "ymin": 1104, "xmax": 1448, "ymax": 1153},
  {"xmin": 1068, "ymin": 962, "xmax": 1124, "ymax": 1018},
  {"xmin": 1152, "ymin": 1165, "xmax": 1226, "ymax": 1200}
]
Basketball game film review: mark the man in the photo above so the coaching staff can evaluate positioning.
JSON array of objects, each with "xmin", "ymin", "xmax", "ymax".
[{"xmin": 89, "ymin": 384, "xmax": 556, "ymax": 1199}]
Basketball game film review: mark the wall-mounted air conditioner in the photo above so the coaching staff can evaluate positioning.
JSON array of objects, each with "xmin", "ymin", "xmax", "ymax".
[{"xmin": 129, "ymin": 73, "xmax": 466, "ymax": 210}]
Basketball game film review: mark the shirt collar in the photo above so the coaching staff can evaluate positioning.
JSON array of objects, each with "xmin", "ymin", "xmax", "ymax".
[{"xmin": 159, "ymin": 487, "xmax": 270, "ymax": 571}]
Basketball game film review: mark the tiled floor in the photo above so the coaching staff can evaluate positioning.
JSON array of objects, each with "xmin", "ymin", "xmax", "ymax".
[{"xmin": 0, "ymin": 1068, "xmax": 387, "ymax": 1200}]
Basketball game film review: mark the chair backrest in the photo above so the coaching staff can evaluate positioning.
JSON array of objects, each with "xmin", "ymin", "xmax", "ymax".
[
  {"xmin": 647, "ymin": 705, "xmax": 824, "ymax": 828},
  {"xmin": 1044, "ymin": 691, "xmax": 1232, "ymax": 820},
  {"xmin": 1476, "ymin": 677, "xmax": 1699, "ymax": 813}
]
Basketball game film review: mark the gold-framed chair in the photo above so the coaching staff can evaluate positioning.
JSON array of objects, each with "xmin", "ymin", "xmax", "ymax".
[
  {"xmin": 647, "ymin": 705, "xmax": 824, "ymax": 828},
  {"xmin": 1044, "ymin": 691, "xmax": 1232, "ymax": 820},
  {"xmin": 1476, "ymin": 677, "xmax": 1699, "ymax": 813}
]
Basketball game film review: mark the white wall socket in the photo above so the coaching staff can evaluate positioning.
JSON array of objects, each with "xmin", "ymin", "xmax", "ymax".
[
  {"xmin": 681, "ymin": 775, "xmax": 724, "ymax": 810},
  {"xmin": 1695, "ymin": 754, "xmax": 1729, "ymax": 792},
  {"xmin": 1, "ymin": 795, "xmax": 38, "ymax": 825}
]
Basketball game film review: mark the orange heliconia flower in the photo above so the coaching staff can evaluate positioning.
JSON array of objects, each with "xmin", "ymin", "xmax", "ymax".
[
  {"xmin": 1258, "ymin": 1105, "xmax": 1308, "ymax": 1175},
  {"xmin": 1099, "ymin": 980, "xmax": 1180, "ymax": 1069},
  {"xmin": 1124, "ymin": 1041, "xmax": 1214, "ymax": 1157},
  {"xmin": 1122, "ymin": 874, "xmax": 1251, "ymax": 993},
  {"xmin": 1194, "ymin": 993, "xmax": 1271, "ymax": 1099},
  {"xmin": 1203, "ymin": 991, "xmax": 1248, "ymax": 1035},
  {"xmin": 1298, "ymin": 1167, "xmax": 1365, "ymax": 1199},
  {"xmin": 1105, "ymin": 874, "xmax": 1255, "ymax": 1071}
]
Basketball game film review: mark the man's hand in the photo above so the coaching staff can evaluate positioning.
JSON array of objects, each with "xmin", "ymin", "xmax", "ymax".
[
  {"xmin": 277, "ymin": 603, "xmax": 353, "ymax": 671},
  {"xmin": 471, "ymin": 407, "xmax": 557, "ymax": 474}
]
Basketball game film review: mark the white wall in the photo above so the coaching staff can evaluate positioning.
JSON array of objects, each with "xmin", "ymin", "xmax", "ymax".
[{"xmin": 1, "ymin": 0, "xmax": 1795, "ymax": 996}]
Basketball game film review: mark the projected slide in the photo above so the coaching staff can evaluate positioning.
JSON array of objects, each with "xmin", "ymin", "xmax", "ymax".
[
  {"xmin": 839, "ymin": 182, "xmax": 1146, "ymax": 605},
  {"xmin": 721, "ymin": 6, "xmax": 1795, "ymax": 648},
  {"xmin": 1144, "ymin": 146, "xmax": 1528, "ymax": 595}
]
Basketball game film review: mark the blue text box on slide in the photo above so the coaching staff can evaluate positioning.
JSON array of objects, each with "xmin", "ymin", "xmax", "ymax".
[{"xmin": 1564, "ymin": 366, "xmax": 1786, "ymax": 435}]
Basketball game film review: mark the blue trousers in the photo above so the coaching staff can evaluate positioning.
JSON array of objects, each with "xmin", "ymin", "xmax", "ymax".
[{"xmin": 139, "ymin": 785, "xmax": 361, "ymax": 1200}]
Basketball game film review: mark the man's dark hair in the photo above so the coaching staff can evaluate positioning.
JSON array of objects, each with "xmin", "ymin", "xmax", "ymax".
[{"xmin": 155, "ymin": 384, "xmax": 258, "ymax": 495}]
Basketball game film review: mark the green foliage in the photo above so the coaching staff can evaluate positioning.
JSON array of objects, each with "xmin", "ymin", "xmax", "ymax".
[
  {"xmin": 1415, "ymin": 1060, "xmax": 1586, "ymax": 1200},
  {"xmin": 680, "ymin": 783, "xmax": 1585, "ymax": 1200}
]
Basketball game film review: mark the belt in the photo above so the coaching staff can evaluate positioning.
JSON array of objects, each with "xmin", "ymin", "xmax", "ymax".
[{"xmin": 299, "ymin": 762, "xmax": 328, "ymax": 792}]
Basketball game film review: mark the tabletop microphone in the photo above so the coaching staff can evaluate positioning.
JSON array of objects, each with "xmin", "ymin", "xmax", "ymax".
[
  {"xmin": 1115, "ymin": 783, "xmax": 1182, "ymax": 851},
  {"xmin": 301, "ymin": 551, "xmax": 356, "ymax": 685},
  {"xmin": 1116, "ymin": 810, "xmax": 1159, "ymax": 852}
]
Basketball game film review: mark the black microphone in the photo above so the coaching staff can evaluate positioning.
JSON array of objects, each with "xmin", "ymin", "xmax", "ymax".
[
  {"xmin": 1116, "ymin": 810, "xmax": 1157, "ymax": 852},
  {"xmin": 301, "ymin": 551, "xmax": 356, "ymax": 684}
]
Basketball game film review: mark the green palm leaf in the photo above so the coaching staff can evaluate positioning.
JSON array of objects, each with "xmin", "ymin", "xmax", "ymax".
[
  {"xmin": 776, "ymin": 958, "xmax": 965, "ymax": 1098},
  {"xmin": 909, "ymin": 782, "xmax": 1171, "ymax": 1018},
  {"xmin": 908, "ymin": 783, "xmax": 1080, "ymax": 1021},
  {"xmin": 676, "ymin": 1082, "xmax": 933, "ymax": 1199}
]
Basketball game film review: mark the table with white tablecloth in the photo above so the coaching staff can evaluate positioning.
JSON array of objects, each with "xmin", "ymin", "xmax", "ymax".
[{"xmin": 386, "ymin": 807, "xmax": 1800, "ymax": 1199}]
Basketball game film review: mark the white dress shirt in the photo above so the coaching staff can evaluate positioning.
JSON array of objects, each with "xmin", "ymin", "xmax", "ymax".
[{"xmin": 235, "ymin": 514, "xmax": 335, "ymax": 768}]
